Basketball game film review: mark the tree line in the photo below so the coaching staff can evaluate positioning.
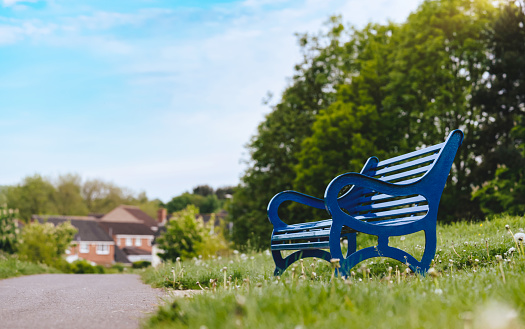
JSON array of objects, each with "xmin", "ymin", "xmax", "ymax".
[
  {"xmin": 0, "ymin": 174, "xmax": 161, "ymax": 221},
  {"xmin": 228, "ymin": 0, "xmax": 525, "ymax": 249}
]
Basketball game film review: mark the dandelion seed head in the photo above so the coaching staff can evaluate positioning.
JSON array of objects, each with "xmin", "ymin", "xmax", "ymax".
[{"xmin": 515, "ymin": 232, "xmax": 525, "ymax": 243}]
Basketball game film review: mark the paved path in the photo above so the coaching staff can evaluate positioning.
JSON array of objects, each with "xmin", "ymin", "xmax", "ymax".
[{"xmin": 0, "ymin": 274, "xmax": 166, "ymax": 329}]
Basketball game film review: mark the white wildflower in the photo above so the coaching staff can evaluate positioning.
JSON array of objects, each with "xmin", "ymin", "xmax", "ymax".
[
  {"xmin": 233, "ymin": 250, "xmax": 239, "ymax": 255},
  {"xmin": 400, "ymin": 236, "xmax": 406, "ymax": 241},
  {"xmin": 508, "ymin": 247, "xmax": 516, "ymax": 254},
  {"xmin": 514, "ymin": 232, "xmax": 525, "ymax": 243},
  {"xmin": 434, "ymin": 288, "xmax": 443, "ymax": 295}
]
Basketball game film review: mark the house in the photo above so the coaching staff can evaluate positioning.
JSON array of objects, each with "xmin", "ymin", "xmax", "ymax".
[
  {"xmin": 32, "ymin": 215, "xmax": 116, "ymax": 266},
  {"xmin": 98, "ymin": 205, "xmax": 161, "ymax": 262},
  {"xmin": 98, "ymin": 221, "xmax": 155, "ymax": 262}
]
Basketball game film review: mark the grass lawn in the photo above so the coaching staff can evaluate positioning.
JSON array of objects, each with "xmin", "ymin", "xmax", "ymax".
[
  {"xmin": 0, "ymin": 254, "xmax": 60, "ymax": 279},
  {"xmin": 142, "ymin": 215, "xmax": 525, "ymax": 329}
]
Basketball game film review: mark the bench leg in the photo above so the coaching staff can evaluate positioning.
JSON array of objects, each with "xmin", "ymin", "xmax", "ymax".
[
  {"xmin": 272, "ymin": 249, "xmax": 332, "ymax": 276},
  {"xmin": 341, "ymin": 232, "xmax": 357, "ymax": 258},
  {"xmin": 330, "ymin": 222, "xmax": 437, "ymax": 276}
]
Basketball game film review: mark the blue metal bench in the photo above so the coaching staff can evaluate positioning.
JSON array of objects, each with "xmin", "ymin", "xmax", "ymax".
[{"xmin": 268, "ymin": 129, "xmax": 464, "ymax": 276}]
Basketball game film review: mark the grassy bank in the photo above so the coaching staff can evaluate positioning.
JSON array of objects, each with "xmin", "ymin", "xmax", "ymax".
[
  {"xmin": 0, "ymin": 254, "xmax": 60, "ymax": 279},
  {"xmin": 143, "ymin": 215, "xmax": 525, "ymax": 329}
]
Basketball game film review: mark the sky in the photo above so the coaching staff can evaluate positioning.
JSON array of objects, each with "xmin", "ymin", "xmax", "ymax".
[{"xmin": 0, "ymin": 0, "xmax": 422, "ymax": 202}]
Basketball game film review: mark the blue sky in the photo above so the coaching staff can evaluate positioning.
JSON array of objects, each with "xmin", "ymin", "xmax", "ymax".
[{"xmin": 0, "ymin": 0, "xmax": 421, "ymax": 202}]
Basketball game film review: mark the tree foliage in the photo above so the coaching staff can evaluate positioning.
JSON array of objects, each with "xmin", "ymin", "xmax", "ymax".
[
  {"xmin": 3, "ymin": 174, "xmax": 160, "ymax": 221},
  {"xmin": 156, "ymin": 205, "xmax": 204, "ymax": 260},
  {"xmin": 17, "ymin": 221, "xmax": 77, "ymax": 268},
  {"xmin": 0, "ymin": 206, "xmax": 18, "ymax": 254},
  {"xmin": 229, "ymin": 0, "xmax": 525, "ymax": 249}
]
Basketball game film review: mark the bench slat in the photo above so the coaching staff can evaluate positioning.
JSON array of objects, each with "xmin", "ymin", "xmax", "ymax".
[
  {"xmin": 271, "ymin": 241, "xmax": 330, "ymax": 251},
  {"xmin": 375, "ymin": 143, "xmax": 444, "ymax": 168},
  {"xmin": 371, "ymin": 153, "xmax": 438, "ymax": 176},
  {"xmin": 273, "ymin": 219, "xmax": 332, "ymax": 233},
  {"xmin": 352, "ymin": 195, "xmax": 427, "ymax": 213},
  {"xmin": 355, "ymin": 205, "xmax": 429, "ymax": 221},
  {"xmin": 380, "ymin": 165, "xmax": 432, "ymax": 182},
  {"xmin": 272, "ymin": 228, "xmax": 330, "ymax": 242},
  {"xmin": 371, "ymin": 215, "xmax": 425, "ymax": 226}
]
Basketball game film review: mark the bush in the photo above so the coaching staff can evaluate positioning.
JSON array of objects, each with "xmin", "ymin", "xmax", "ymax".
[
  {"xmin": 132, "ymin": 260, "xmax": 151, "ymax": 269},
  {"xmin": 157, "ymin": 205, "xmax": 230, "ymax": 261},
  {"xmin": 112, "ymin": 263, "xmax": 126, "ymax": 272},
  {"xmin": 66, "ymin": 259, "xmax": 105, "ymax": 274},
  {"xmin": 17, "ymin": 221, "xmax": 77, "ymax": 268}
]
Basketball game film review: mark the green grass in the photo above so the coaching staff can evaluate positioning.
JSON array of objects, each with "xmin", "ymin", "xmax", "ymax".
[
  {"xmin": 142, "ymin": 215, "xmax": 525, "ymax": 329},
  {"xmin": 0, "ymin": 254, "xmax": 60, "ymax": 279}
]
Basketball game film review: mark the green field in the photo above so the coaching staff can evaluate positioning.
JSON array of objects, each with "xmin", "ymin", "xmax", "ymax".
[{"xmin": 142, "ymin": 215, "xmax": 525, "ymax": 329}]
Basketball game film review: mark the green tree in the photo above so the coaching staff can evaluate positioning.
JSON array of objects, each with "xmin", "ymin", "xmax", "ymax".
[
  {"xmin": 293, "ymin": 23, "xmax": 399, "ymax": 221},
  {"xmin": 192, "ymin": 185, "xmax": 214, "ymax": 197},
  {"xmin": 55, "ymin": 174, "xmax": 89, "ymax": 216},
  {"xmin": 6, "ymin": 174, "xmax": 58, "ymax": 221},
  {"xmin": 382, "ymin": 0, "xmax": 495, "ymax": 220},
  {"xmin": 200, "ymin": 194, "xmax": 220, "ymax": 214},
  {"xmin": 17, "ymin": 221, "xmax": 77, "ymax": 268},
  {"xmin": 471, "ymin": 1, "xmax": 525, "ymax": 214},
  {"xmin": 166, "ymin": 193, "xmax": 205, "ymax": 214},
  {"xmin": 156, "ymin": 205, "xmax": 204, "ymax": 260}
]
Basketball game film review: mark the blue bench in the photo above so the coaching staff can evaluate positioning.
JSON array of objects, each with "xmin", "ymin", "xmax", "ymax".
[{"xmin": 268, "ymin": 129, "xmax": 463, "ymax": 276}]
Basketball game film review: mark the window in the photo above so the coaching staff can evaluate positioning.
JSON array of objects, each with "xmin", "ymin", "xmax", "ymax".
[
  {"xmin": 135, "ymin": 237, "xmax": 142, "ymax": 246},
  {"xmin": 126, "ymin": 237, "xmax": 132, "ymax": 246},
  {"xmin": 80, "ymin": 243, "xmax": 89, "ymax": 254},
  {"xmin": 96, "ymin": 244, "xmax": 110, "ymax": 255}
]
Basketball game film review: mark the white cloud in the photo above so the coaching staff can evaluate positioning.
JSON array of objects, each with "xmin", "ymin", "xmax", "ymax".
[{"xmin": 2, "ymin": 0, "xmax": 38, "ymax": 7}]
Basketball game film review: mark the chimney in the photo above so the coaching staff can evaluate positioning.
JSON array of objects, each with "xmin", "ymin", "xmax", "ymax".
[{"xmin": 157, "ymin": 208, "xmax": 167, "ymax": 225}]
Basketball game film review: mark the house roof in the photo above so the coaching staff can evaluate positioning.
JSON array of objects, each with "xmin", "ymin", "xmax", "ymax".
[
  {"xmin": 100, "ymin": 205, "xmax": 158, "ymax": 228},
  {"xmin": 122, "ymin": 246, "xmax": 151, "ymax": 256},
  {"xmin": 32, "ymin": 215, "xmax": 114, "ymax": 242},
  {"xmin": 98, "ymin": 221, "xmax": 155, "ymax": 236},
  {"xmin": 114, "ymin": 246, "xmax": 131, "ymax": 264}
]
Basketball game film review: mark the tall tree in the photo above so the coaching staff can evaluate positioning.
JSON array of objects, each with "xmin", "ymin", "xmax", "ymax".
[
  {"xmin": 472, "ymin": 1, "xmax": 525, "ymax": 214},
  {"xmin": 293, "ymin": 23, "xmax": 399, "ymax": 220},
  {"xmin": 55, "ymin": 174, "xmax": 89, "ymax": 216},
  {"xmin": 6, "ymin": 174, "xmax": 58, "ymax": 221},
  {"xmin": 382, "ymin": 0, "xmax": 494, "ymax": 220}
]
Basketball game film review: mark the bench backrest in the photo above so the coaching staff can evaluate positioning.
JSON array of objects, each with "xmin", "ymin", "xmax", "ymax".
[{"xmin": 337, "ymin": 130, "xmax": 462, "ymax": 224}]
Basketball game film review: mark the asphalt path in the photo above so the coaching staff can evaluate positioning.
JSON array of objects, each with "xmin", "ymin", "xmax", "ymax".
[{"xmin": 0, "ymin": 274, "xmax": 166, "ymax": 329}]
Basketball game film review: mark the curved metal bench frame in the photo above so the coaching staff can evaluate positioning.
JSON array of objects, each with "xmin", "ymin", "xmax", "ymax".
[{"xmin": 268, "ymin": 130, "xmax": 464, "ymax": 277}]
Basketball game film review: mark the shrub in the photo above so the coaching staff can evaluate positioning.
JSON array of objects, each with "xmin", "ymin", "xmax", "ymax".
[
  {"xmin": 132, "ymin": 260, "xmax": 151, "ymax": 269},
  {"xmin": 17, "ymin": 221, "xmax": 77, "ymax": 268},
  {"xmin": 66, "ymin": 259, "xmax": 105, "ymax": 274},
  {"xmin": 157, "ymin": 205, "xmax": 230, "ymax": 261},
  {"xmin": 112, "ymin": 263, "xmax": 126, "ymax": 272}
]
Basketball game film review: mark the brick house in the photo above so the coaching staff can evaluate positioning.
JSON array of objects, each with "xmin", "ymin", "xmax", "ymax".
[
  {"xmin": 33, "ymin": 215, "xmax": 116, "ymax": 266},
  {"xmin": 98, "ymin": 205, "xmax": 160, "ymax": 262}
]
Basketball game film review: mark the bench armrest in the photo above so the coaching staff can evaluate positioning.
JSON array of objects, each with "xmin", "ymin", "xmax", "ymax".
[
  {"xmin": 324, "ymin": 172, "xmax": 424, "ymax": 233},
  {"xmin": 267, "ymin": 191, "xmax": 325, "ymax": 229}
]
